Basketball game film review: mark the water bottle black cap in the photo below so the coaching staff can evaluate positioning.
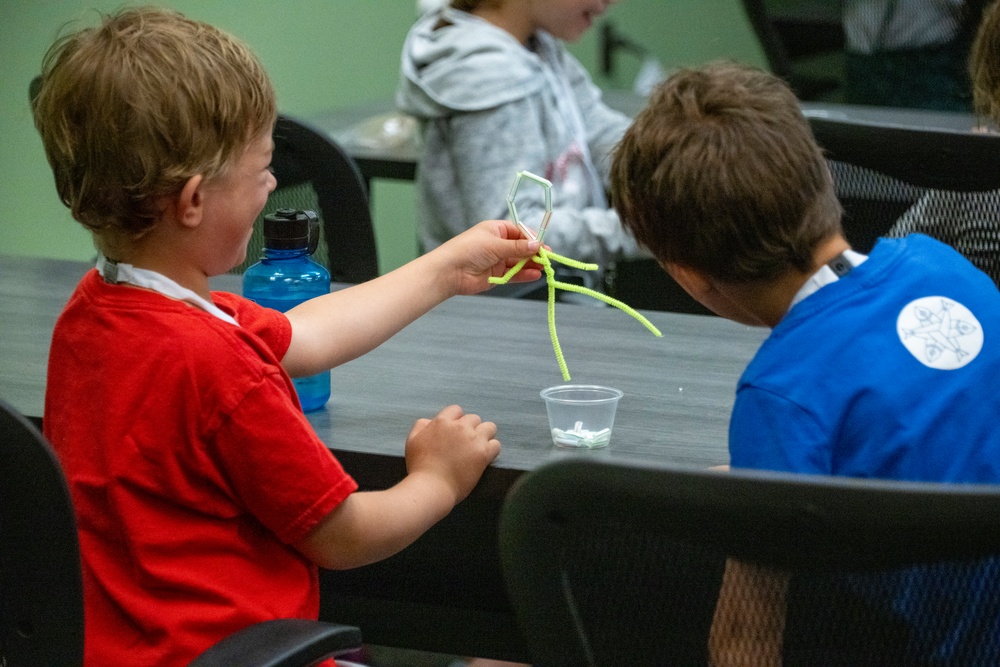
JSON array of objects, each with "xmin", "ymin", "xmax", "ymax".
[{"xmin": 262, "ymin": 208, "xmax": 319, "ymax": 252}]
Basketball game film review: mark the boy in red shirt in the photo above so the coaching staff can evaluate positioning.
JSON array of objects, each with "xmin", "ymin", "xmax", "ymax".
[{"xmin": 32, "ymin": 7, "xmax": 540, "ymax": 666}]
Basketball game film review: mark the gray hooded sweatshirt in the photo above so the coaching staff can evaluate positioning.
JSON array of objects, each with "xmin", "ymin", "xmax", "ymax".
[{"xmin": 396, "ymin": 8, "xmax": 643, "ymax": 286}]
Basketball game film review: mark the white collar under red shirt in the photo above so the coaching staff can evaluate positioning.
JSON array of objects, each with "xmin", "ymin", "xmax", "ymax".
[{"xmin": 96, "ymin": 255, "xmax": 239, "ymax": 326}]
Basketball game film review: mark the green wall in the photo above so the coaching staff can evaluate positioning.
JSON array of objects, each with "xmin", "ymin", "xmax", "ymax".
[{"xmin": 1, "ymin": 0, "xmax": 766, "ymax": 273}]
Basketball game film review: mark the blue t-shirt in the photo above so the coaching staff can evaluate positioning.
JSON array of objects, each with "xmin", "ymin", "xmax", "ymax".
[
  {"xmin": 729, "ymin": 234, "xmax": 1000, "ymax": 662},
  {"xmin": 731, "ymin": 234, "xmax": 1000, "ymax": 481}
]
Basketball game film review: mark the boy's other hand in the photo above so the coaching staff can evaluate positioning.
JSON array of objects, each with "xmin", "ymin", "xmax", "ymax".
[
  {"xmin": 404, "ymin": 404, "xmax": 501, "ymax": 504},
  {"xmin": 294, "ymin": 404, "xmax": 500, "ymax": 570},
  {"xmin": 439, "ymin": 220, "xmax": 543, "ymax": 295}
]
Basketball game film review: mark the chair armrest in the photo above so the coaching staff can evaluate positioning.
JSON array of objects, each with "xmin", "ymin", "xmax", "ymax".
[{"xmin": 188, "ymin": 618, "xmax": 362, "ymax": 667}]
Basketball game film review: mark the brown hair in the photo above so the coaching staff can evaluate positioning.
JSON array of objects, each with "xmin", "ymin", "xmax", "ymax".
[
  {"xmin": 610, "ymin": 61, "xmax": 842, "ymax": 282},
  {"xmin": 32, "ymin": 6, "xmax": 276, "ymax": 253},
  {"xmin": 970, "ymin": 0, "xmax": 1000, "ymax": 123}
]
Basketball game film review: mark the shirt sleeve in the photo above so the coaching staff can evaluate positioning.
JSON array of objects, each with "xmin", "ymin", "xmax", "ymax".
[
  {"xmin": 212, "ymin": 290, "xmax": 293, "ymax": 361},
  {"xmin": 729, "ymin": 385, "xmax": 832, "ymax": 475},
  {"xmin": 213, "ymin": 371, "xmax": 358, "ymax": 545}
]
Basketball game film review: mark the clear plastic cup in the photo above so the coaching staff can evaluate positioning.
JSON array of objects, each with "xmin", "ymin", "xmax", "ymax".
[{"xmin": 540, "ymin": 385, "xmax": 623, "ymax": 449}]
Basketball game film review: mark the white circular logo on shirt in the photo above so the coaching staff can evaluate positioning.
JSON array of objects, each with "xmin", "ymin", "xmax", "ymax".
[{"xmin": 896, "ymin": 296, "xmax": 983, "ymax": 370}]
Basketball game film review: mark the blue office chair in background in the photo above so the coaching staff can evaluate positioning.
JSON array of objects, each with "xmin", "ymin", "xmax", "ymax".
[
  {"xmin": 0, "ymin": 397, "xmax": 364, "ymax": 667},
  {"xmin": 500, "ymin": 457, "xmax": 1000, "ymax": 666}
]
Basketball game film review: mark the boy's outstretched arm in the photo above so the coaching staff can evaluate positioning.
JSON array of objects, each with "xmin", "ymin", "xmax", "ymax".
[
  {"xmin": 281, "ymin": 220, "xmax": 541, "ymax": 377},
  {"xmin": 292, "ymin": 405, "xmax": 500, "ymax": 570}
]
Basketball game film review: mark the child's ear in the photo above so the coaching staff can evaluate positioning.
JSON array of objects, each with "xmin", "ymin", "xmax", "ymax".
[
  {"xmin": 174, "ymin": 175, "xmax": 205, "ymax": 229},
  {"xmin": 663, "ymin": 261, "xmax": 712, "ymax": 299}
]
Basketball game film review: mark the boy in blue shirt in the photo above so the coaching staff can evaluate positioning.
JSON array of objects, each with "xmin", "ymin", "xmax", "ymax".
[
  {"xmin": 612, "ymin": 60, "xmax": 999, "ymax": 481},
  {"xmin": 611, "ymin": 61, "xmax": 1000, "ymax": 662}
]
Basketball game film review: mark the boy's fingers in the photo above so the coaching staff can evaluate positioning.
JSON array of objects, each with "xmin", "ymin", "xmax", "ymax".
[
  {"xmin": 435, "ymin": 404, "xmax": 464, "ymax": 421},
  {"xmin": 478, "ymin": 419, "xmax": 498, "ymax": 440}
]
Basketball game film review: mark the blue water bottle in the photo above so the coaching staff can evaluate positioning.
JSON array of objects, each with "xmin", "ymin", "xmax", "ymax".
[{"xmin": 243, "ymin": 208, "xmax": 331, "ymax": 412}]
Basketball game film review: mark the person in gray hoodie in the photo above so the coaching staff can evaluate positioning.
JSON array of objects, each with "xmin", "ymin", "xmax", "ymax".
[{"xmin": 397, "ymin": 0, "xmax": 645, "ymax": 292}]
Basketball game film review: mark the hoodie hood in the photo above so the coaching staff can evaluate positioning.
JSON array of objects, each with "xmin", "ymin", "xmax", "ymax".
[{"xmin": 396, "ymin": 8, "xmax": 550, "ymax": 119}]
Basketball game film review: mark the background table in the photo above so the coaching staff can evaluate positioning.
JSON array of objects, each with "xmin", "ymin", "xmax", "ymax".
[
  {"xmin": 0, "ymin": 253, "xmax": 767, "ymax": 659},
  {"xmin": 312, "ymin": 93, "xmax": 980, "ymax": 194}
]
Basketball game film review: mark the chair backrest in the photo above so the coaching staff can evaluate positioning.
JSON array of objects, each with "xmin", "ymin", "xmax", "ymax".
[
  {"xmin": 235, "ymin": 114, "xmax": 379, "ymax": 284},
  {"xmin": 808, "ymin": 114, "xmax": 1000, "ymax": 285},
  {"xmin": 740, "ymin": 0, "xmax": 789, "ymax": 70},
  {"xmin": 500, "ymin": 457, "xmax": 1000, "ymax": 666},
  {"xmin": 0, "ymin": 398, "xmax": 84, "ymax": 667},
  {"xmin": 738, "ymin": 0, "xmax": 842, "ymax": 100}
]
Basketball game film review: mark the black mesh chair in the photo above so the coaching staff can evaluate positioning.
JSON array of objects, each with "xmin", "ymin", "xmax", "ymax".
[
  {"xmin": 234, "ymin": 114, "xmax": 379, "ymax": 284},
  {"xmin": 0, "ymin": 397, "xmax": 363, "ymax": 667},
  {"xmin": 739, "ymin": 0, "xmax": 843, "ymax": 101},
  {"xmin": 500, "ymin": 457, "xmax": 1000, "ymax": 666},
  {"xmin": 808, "ymin": 114, "xmax": 1000, "ymax": 285}
]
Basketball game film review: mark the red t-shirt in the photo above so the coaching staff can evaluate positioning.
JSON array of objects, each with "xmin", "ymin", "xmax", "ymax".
[{"xmin": 44, "ymin": 270, "xmax": 358, "ymax": 666}]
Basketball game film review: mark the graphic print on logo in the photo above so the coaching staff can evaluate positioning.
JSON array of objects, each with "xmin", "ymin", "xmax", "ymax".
[{"xmin": 897, "ymin": 296, "xmax": 983, "ymax": 370}]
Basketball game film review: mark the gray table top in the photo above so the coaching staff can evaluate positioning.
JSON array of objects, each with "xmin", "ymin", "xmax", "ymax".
[{"xmin": 0, "ymin": 253, "xmax": 767, "ymax": 473}]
